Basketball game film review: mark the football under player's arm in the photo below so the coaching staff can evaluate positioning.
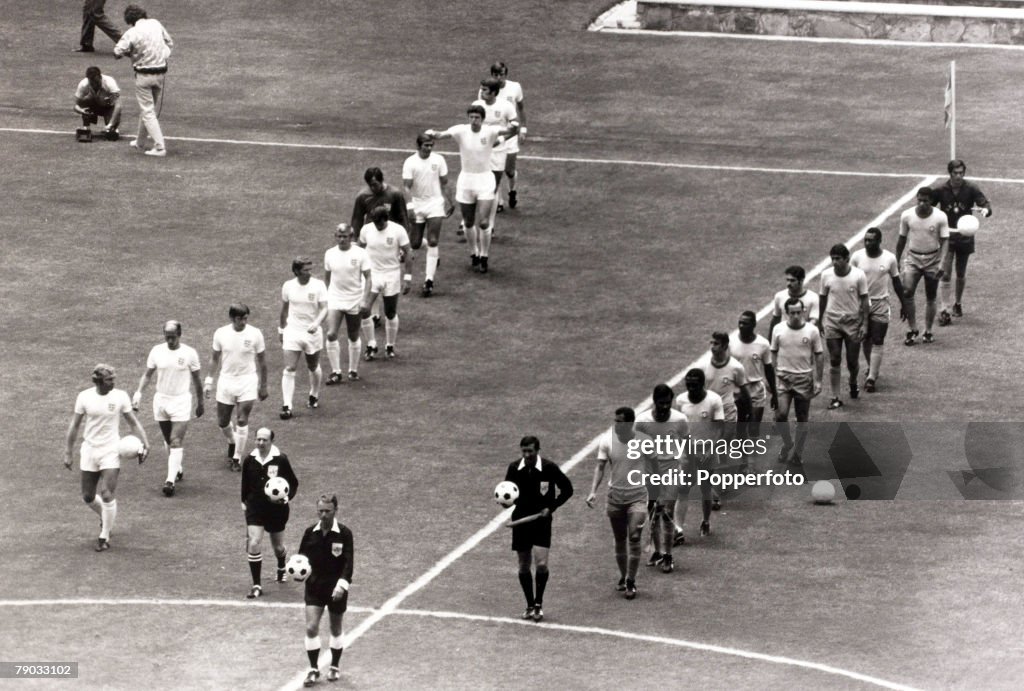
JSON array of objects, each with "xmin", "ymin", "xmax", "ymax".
[
  {"xmin": 63, "ymin": 413, "xmax": 85, "ymax": 468},
  {"xmin": 134, "ymin": 366, "xmax": 156, "ymax": 409},
  {"xmin": 121, "ymin": 410, "xmax": 150, "ymax": 462}
]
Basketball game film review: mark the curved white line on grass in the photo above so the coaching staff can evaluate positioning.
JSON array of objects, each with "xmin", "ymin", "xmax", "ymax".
[
  {"xmin": 0, "ymin": 597, "xmax": 375, "ymax": 613},
  {"xmin": 1, "ymin": 128, "xmax": 1020, "ymax": 184},
  {"xmin": 277, "ymin": 177, "xmax": 933, "ymax": 691},
  {"xmin": 391, "ymin": 608, "xmax": 922, "ymax": 691},
  {"xmin": 594, "ymin": 26, "xmax": 1024, "ymax": 51}
]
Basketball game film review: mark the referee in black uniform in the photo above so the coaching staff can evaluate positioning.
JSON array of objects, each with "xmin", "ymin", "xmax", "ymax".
[
  {"xmin": 503, "ymin": 435, "xmax": 573, "ymax": 622},
  {"xmin": 298, "ymin": 494, "xmax": 354, "ymax": 686}
]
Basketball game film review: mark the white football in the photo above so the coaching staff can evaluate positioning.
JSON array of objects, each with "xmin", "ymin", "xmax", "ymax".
[
  {"xmin": 265, "ymin": 477, "xmax": 290, "ymax": 504},
  {"xmin": 955, "ymin": 214, "xmax": 979, "ymax": 237},
  {"xmin": 285, "ymin": 553, "xmax": 311, "ymax": 582},
  {"xmin": 494, "ymin": 480, "xmax": 519, "ymax": 508},
  {"xmin": 117, "ymin": 435, "xmax": 143, "ymax": 460}
]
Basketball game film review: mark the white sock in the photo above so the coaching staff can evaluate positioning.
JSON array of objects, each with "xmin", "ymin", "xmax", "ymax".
[
  {"xmin": 426, "ymin": 246, "xmax": 439, "ymax": 280},
  {"xmin": 168, "ymin": 447, "xmax": 183, "ymax": 483},
  {"xmin": 385, "ymin": 316, "xmax": 399, "ymax": 348},
  {"xmin": 940, "ymin": 281, "xmax": 953, "ymax": 312},
  {"xmin": 310, "ymin": 366, "xmax": 322, "ymax": 397},
  {"xmin": 306, "ymin": 635, "xmax": 322, "ymax": 652},
  {"xmin": 326, "ymin": 339, "xmax": 342, "ymax": 373},
  {"xmin": 467, "ymin": 225, "xmax": 480, "ymax": 255},
  {"xmin": 480, "ymin": 226, "xmax": 493, "ymax": 258},
  {"xmin": 100, "ymin": 499, "xmax": 117, "ymax": 539},
  {"xmin": 282, "ymin": 369, "xmax": 296, "ymax": 407},
  {"xmin": 869, "ymin": 345, "xmax": 884, "ymax": 380},
  {"xmin": 329, "ymin": 634, "xmax": 344, "ymax": 649},
  {"xmin": 234, "ymin": 425, "xmax": 249, "ymax": 460},
  {"xmin": 361, "ymin": 319, "xmax": 376, "ymax": 350},
  {"xmin": 348, "ymin": 338, "xmax": 362, "ymax": 373}
]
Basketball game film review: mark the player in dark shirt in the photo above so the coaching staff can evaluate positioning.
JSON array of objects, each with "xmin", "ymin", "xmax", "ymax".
[
  {"xmin": 241, "ymin": 428, "xmax": 298, "ymax": 599},
  {"xmin": 297, "ymin": 493, "xmax": 354, "ymax": 686},
  {"xmin": 503, "ymin": 436, "xmax": 573, "ymax": 622},
  {"xmin": 350, "ymin": 167, "xmax": 410, "ymax": 241},
  {"xmin": 931, "ymin": 159, "xmax": 992, "ymax": 323}
]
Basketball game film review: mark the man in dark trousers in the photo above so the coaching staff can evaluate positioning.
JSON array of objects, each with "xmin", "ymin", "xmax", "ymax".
[
  {"xmin": 76, "ymin": 0, "xmax": 122, "ymax": 53},
  {"xmin": 298, "ymin": 494, "xmax": 354, "ymax": 686},
  {"xmin": 503, "ymin": 436, "xmax": 573, "ymax": 622}
]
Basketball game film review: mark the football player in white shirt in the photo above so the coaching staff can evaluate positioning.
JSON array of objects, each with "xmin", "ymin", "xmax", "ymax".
[
  {"xmin": 675, "ymin": 369, "xmax": 724, "ymax": 540},
  {"xmin": 851, "ymin": 227, "xmax": 906, "ymax": 392},
  {"xmin": 896, "ymin": 187, "xmax": 950, "ymax": 345},
  {"xmin": 132, "ymin": 321, "xmax": 203, "ymax": 497},
  {"xmin": 359, "ymin": 206, "xmax": 413, "ymax": 359},
  {"xmin": 770, "ymin": 298, "xmax": 825, "ymax": 465},
  {"xmin": 205, "ymin": 304, "xmax": 268, "ymax": 471},
  {"xmin": 819, "ymin": 244, "xmax": 870, "ymax": 409},
  {"xmin": 487, "ymin": 61, "xmax": 526, "ymax": 210},
  {"xmin": 425, "ymin": 104, "xmax": 518, "ymax": 274},
  {"xmin": 768, "ymin": 265, "xmax": 820, "ymax": 341},
  {"xmin": 402, "ymin": 134, "xmax": 454, "ymax": 297},
  {"xmin": 475, "ymin": 77, "xmax": 519, "ymax": 237},
  {"xmin": 279, "ymin": 257, "xmax": 328, "ymax": 420},
  {"xmin": 64, "ymin": 364, "xmax": 149, "ymax": 551},
  {"xmin": 733, "ymin": 311, "xmax": 775, "ymax": 440},
  {"xmin": 323, "ymin": 223, "xmax": 373, "ymax": 383}
]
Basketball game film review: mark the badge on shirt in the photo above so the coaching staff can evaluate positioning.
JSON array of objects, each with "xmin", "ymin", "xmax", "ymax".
[
  {"xmin": 802, "ymin": 337, "xmax": 809, "ymax": 344},
  {"xmin": 267, "ymin": 465, "xmax": 278, "ymax": 478},
  {"xmin": 331, "ymin": 542, "xmax": 344, "ymax": 557},
  {"xmin": 386, "ymin": 237, "xmax": 394, "ymax": 246},
  {"xmin": 539, "ymin": 481, "xmax": 549, "ymax": 495},
  {"xmin": 350, "ymin": 259, "xmax": 358, "ymax": 267},
  {"xmin": 308, "ymin": 293, "xmax": 316, "ymax": 301},
  {"xmin": 701, "ymin": 411, "xmax": 709, "ymax": 418},
  {"xmin": 177, "ymin": 357, "xmax": 185, "ymax": 366},
  {"xmin": 244, "ymin": 339, "xmax": 252, "ymax": 348},
  {"xmin": 108, "ymin": 403, "xmax": 116, "ymax": 412}
]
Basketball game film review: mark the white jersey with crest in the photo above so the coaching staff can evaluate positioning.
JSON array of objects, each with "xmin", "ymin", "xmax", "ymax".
[
  {"xmin": 282, "ymin": 277, "xmax": 327, "ymax": 330},
  {"xmin": 472, "ymin": 98, "xmax": 517, "ymax": 152},
  {"xmin": 443, "ymin": 124, "xmax": 503, "ymax": 175},
  {"xmin": 851, "ymin": 249, "xmax": 899, "ymax": 302},
  {"xmin": 359, "ymin": 221, "xmax": 410, "ymax": 275},
  {"xmin": 146, "ymin": 343, "xmax": 201, "ymax": 395},
  {"xmin": 75, "ymin": 387, "xmax": 132, "ymax": 447},
  {"xmin": 212, "ymin": 324, "xmax": 265, "ymax": 378},
  {"xmin": 324, "ymin": 245, "xmax": 370, "ymax": 305},
  {"xmin": 402, "ymin": 152, "xmax": 448, "ymax": 205}
]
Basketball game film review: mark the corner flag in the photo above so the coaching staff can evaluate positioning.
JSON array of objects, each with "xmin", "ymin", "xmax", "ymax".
[{"xmin": 944, "ymin": 61, "xmax": 956, "ymax": 159}]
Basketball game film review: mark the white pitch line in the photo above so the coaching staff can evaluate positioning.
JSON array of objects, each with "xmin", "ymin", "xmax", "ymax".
[
  {"xmin": 0, "ymin": 597, "xmax": 375, "ymax": 614},
  {"xmin": 594, "ymin": 25, "xmax": 1024, "ymax": 51},
  {"xmin": 0, "ymin": 127, "xmax": 1021, "ymax": 184},
  {"xmin": 278, "ymin": 177, "xmax": 933, "ymax": 691},
  {"xmin": 391, "ymin": 608, "xmax": 922, "ymax": 691}
]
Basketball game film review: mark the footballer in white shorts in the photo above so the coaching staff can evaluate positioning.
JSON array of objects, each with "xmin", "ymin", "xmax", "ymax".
[
  {"xmin": 489, "ymin": 149, "xmax": 508, "ymax": 173},
  {"xmin": 868, "ymin": 298, "xmax": 891, "ymax": 324},
  {"xmin": 456, "ymin": 171, "xmax": 497, "ymax": 204},
  {"xmin": 153, "ymin": 392, "xmax": 193, "ymax": 422},
  {"xmin": 328, "ymin": 298, "xmax": 362, "ymax": 316},
  {"xmin": 216, "ymin": 374, "xmax": 259, "ymax": 405},
  {"xmin": 747, "ymin": 380, "xmax": 767, "ymax": 408},
  {"xmin": 282, "ymin": 326, "xmax": 323, "ymax": 355},
  {"xmin": 410, "ymin": 198, "xmax": 446, "ymax": 224},
  {"xmin": 371, "ymin": 270, "xmax": 402, "ymax": 298},
  {"xmin": 80, "ymin": 442, "xmax": 121, "ymax": 472}
]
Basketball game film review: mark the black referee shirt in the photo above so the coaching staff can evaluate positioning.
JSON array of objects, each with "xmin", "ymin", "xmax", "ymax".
[
  {"xmin": 504, "ymin": 456, "xmax": 573, "ymax": 519},
  {"xmin": 299, "ymin": 519, "xmax": 354, "ymax": 591}
]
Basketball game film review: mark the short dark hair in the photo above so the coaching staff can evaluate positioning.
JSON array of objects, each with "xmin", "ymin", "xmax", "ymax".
[
  {"xmin": 123, "ymin": 5, "xmax": 147, "ymax": 25},
  {"xmin": 739, "ymin": 310, "xmax": 757, "ymax": 322},
  {"xmin": 317, "ymin": 493, "xmax": 338, "ymax": 509},
  {"xmin": 369, "ymin": 205, "xmax": 389, "ymax": 223},
  {"xmin": 917, "ymin": 186, "xmax": 935, "ymax": 201},
  {"xmin": 784, "ymin": 265, "xmax": 805, "ymax": 282},
  {"xmin": 466, "ymin": 104, "xmax": 486, "ymax": 118},
  {"xmin": 91, "ymin": 363, "xmax": 115, "ymax": 382},
  {"xmin": 865, "ymin": 226, "xmax": 882, "ymax": 240},
  {"xmin": 163, "ymin": 320, "xmax": 182, "ymax": 335},
  {"xmin": 830, "ymin": 243, "xmax": 849, "ymax": 258},
  {"xmin": 614, "ymin": 406, "xmax": 636, "ymax": 422},
  {"xmin": 519, "ymin": 435, "xmax": 540, "ymax": 451},
  {"xmin": 363, "ymin": 167, "xmax": 384, "ymax": 185},
  {"xmin": 228, "ymin": 303, "xmax": 250, "ymax": 319},
  {"xmin": 490, "ymin": 61, "xmax": 508, "ymax": 76},
  {"xmin": 416, "ymin": 132, "xmax": 433, "ymax": 147},
  {"xmin": 292, "ymin": 256, "xmax": 312, "ymax": 274},
  {"xmin": 684, "ymin": 368, "xmax": 706, "ymax": 386},
  {"xmin": 784, "ymin": 297, "xmax": 805, "ymax": 313},
  {"xmin": 85, "ymin": 66, "xmax": 102, "ymax": 79},
  {"xmin": 652, "ymin": 383, "xmax": 674, "ymax": 401},
  {"xmin": 480, "ymin": 77, "xmax": 501, "ymax": 95},
  {"xmin": 947, "ymin": 159, "xmax": 966, "ymax": 173},
  {"xmin": 711, "ymin": 331, "xmax": 729, "ymax": 346}
]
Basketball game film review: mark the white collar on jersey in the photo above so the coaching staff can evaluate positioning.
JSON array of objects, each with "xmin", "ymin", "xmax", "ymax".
[
  {"xmin": 517, "ymin": 456, "xmax": 543, "ymax": 472},
  {"xmin": 319, "ymin": 518, "xmax": 340, "ymax": 534},
  {"xmin": 252, "ymin": 445, "xmax": 281, "ymax": 464}
]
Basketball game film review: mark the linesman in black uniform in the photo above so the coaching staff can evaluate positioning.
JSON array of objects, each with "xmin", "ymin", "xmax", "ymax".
[
  {"xmin": 241, "ymin": 427, "xmax": 298, "ymax": 599},
  {"xmin": 503, "ymin": 435, "xmax": 573, "ymax": 622},
  {"xmin": 298, "ymin": 493, "xmax": 354, "ymax": 686}
]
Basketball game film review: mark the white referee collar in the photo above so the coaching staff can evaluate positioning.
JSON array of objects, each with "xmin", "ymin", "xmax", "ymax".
[
  {"xmin": 320, "ymin": 518, "xmax": 340, "ymax": 534},
  {"xmin": 517, "ymin": 456, "xmax": 543, "ymax": 472},
  {"xmin": 252, "ymin": 445, "xmax": 281, "ymax": 464}
]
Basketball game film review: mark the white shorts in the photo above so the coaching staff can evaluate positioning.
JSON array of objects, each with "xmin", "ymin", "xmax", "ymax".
[
  {"xmin": 282, "ymin": 326, "xmax": 323, "ymax": 354},
  {"xmin": 328, "ymin": 297, "xmax": 362, "ymax": 314},
  {"xmin": 216, "ymin": 374, "xmax": 259, "ymax": 405},
  {"xmin": 489, "ymin": 149, "xmax": 508, "ymax": 172},
  {"xmin": 869, "ymin": 298, "xmax": 891, "ymax": 324},
  {"xmin": 747, "ymin": 380, "xmax": 767, "ymax": 408},
  {"xmin": 80, "ymin": 441, "xmax": 120, "ymax": 472},
  {"xmin": 153, "ymin": 392, "xmax": 192, "ymax": 422},
  {"xmin": 456, "ymin": 171, "xmax": 496, "ymax": 204},
  {"xmin": 505, "ymin": 135, "xmax": 520, "ymax": 154},
  {"xmin": 370, "ymin": 270, "xmax": 402, "ymax": 298},
  {"xmin": 410, "ymin": 197, "xmax": 446, "ymax": 223}
]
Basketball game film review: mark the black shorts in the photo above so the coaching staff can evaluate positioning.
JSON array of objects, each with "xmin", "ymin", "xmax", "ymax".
[
  {"xmin": 511, "ymin": 515, "xmax": 552, "ymax": 552},
  {"xmin": 245, "ymin": 504, "xmax": 289, "ymax": 534},
  {"xmin": 304, "ymin": 584, "xmax": 348, "ymax": 614},
  {"xmin": 948, "ymin": 232, "xmax": 975, "ymax": 257}
]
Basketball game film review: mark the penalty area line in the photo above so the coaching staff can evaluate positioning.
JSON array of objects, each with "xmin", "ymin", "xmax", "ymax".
[
  {"xmin": 391, "ymin": 608, "xmax": 923, "ymax": 691},
  {"xmin": 277, "ymin": 176, "xmax": 933, "ymax": 691},
  {"xmin": 1, "ymin": 127, "xmax": 1020, "ymax": 183}
]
